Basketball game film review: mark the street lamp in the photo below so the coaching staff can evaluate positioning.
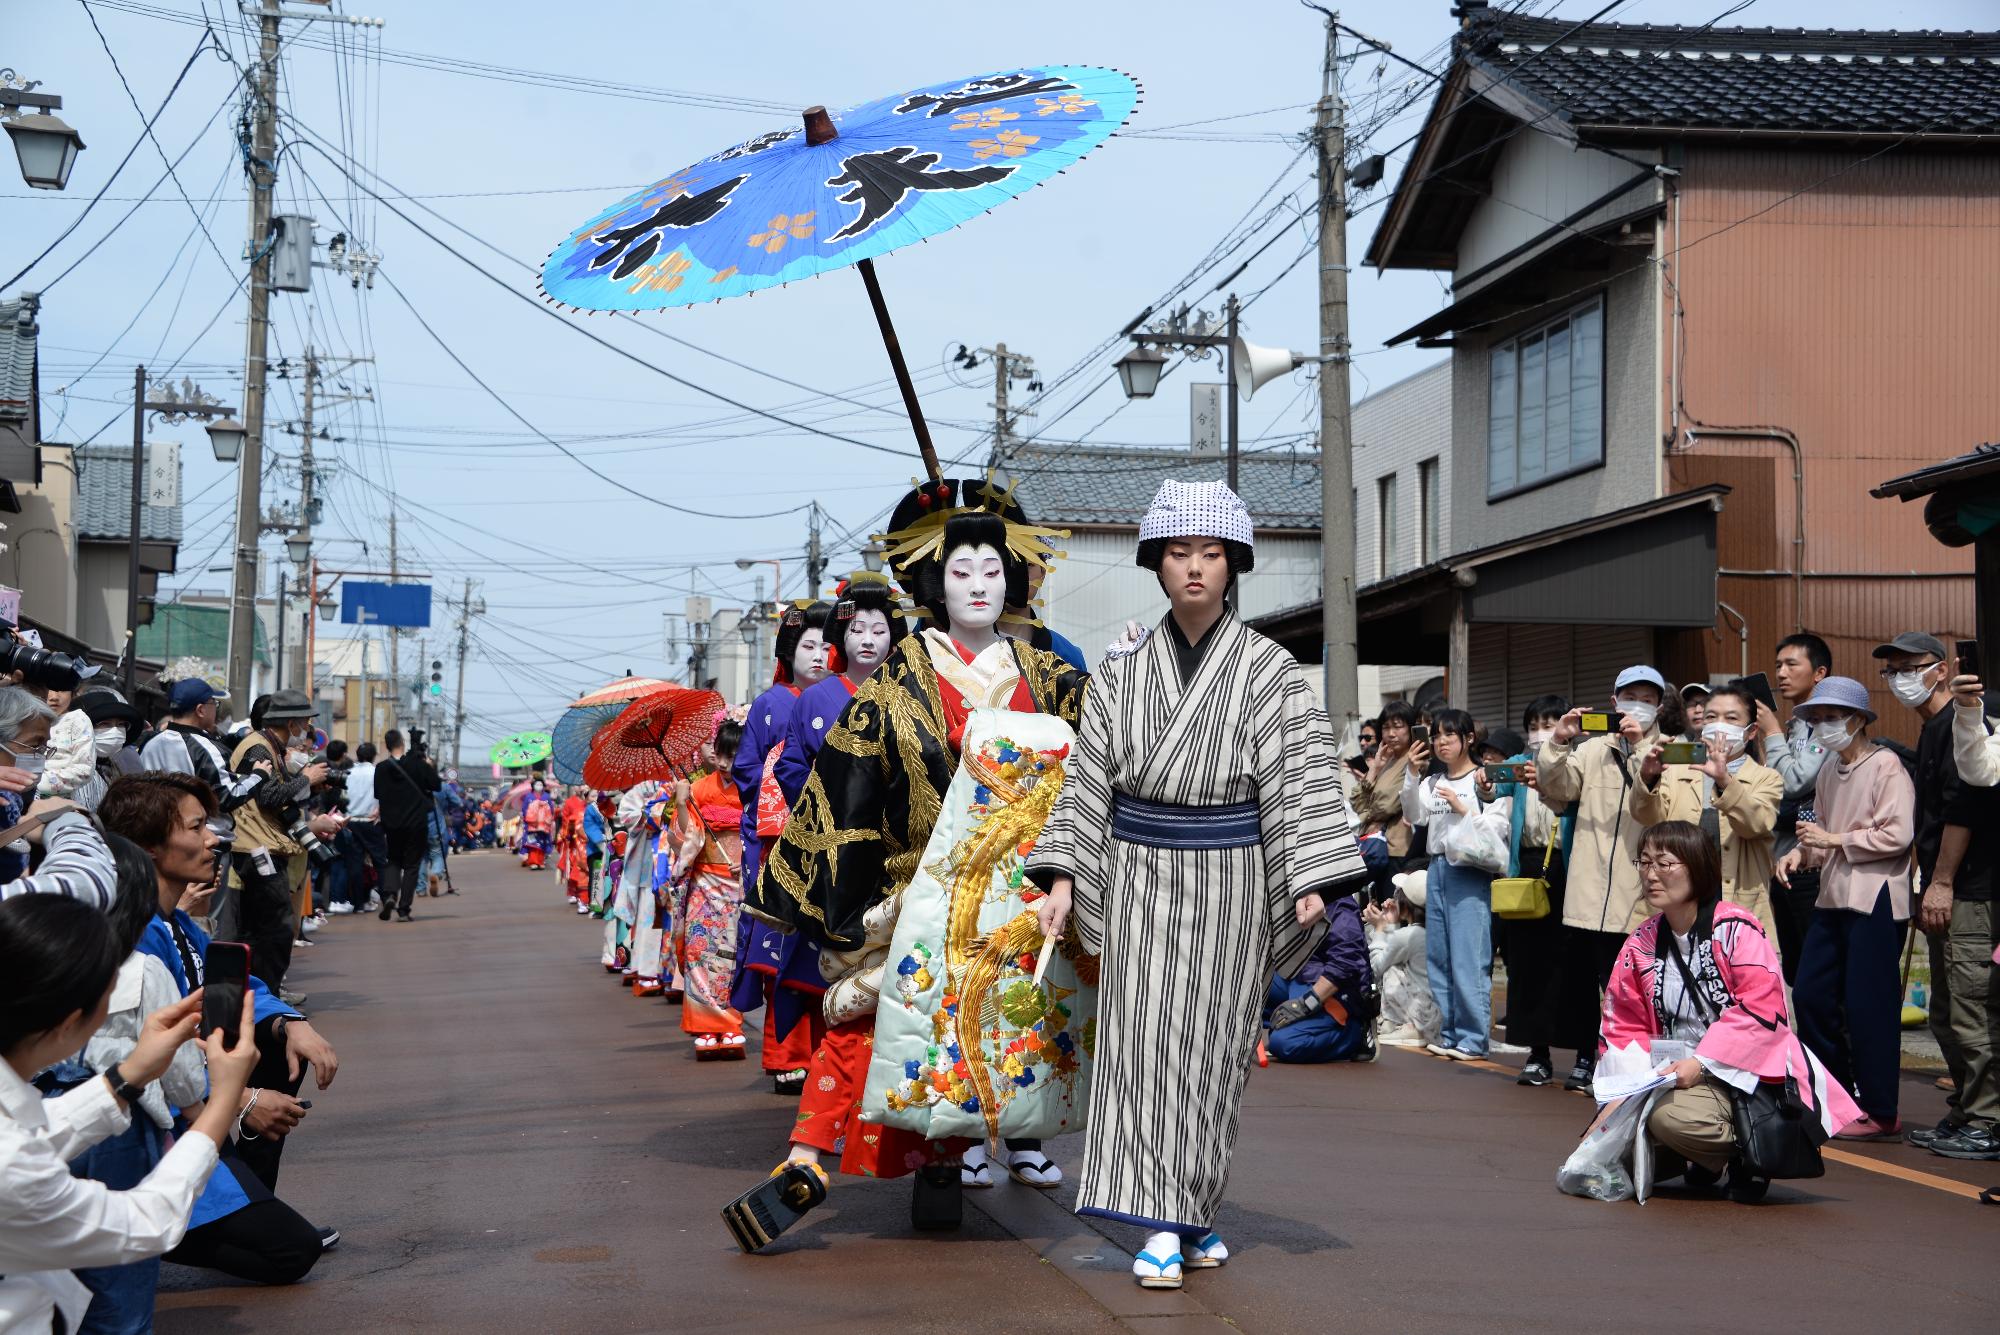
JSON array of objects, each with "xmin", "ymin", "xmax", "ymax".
[
  {"xmin": 860, "ymin": 539, "xmax": 886, "ymax": 574},
  {"xmin": 734, "ymin": 555, "xmax": 783, "ymax": 598},
  {"xmin": 205, "ymin": 417, "xmax": 246, "ymax": 462},
  {"xmin": 284, "ymin": 533, "xmax": 310, "ymax": 565},
  {"xmin": 1113, "ymin": 344, "xmax": 1168, "ymax": 400},
  {"xmin": 1, "ymin": 73, "xmax": 84, "ymax": 191},
  {"xmin": 316, "ymin": 594, "xmax": 336, "ymax": 622},
  {"xmin": 128, "ymin": 369, "xmax": 239, "ymax": 691}
]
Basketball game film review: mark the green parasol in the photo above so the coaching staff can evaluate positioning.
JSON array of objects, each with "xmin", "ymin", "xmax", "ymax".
[{"xmin": 490, "ymin": 731, "xmax": 554, "ymax": 770}]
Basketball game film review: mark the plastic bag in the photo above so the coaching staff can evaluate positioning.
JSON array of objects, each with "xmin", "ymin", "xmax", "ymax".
[
  {"xmin": 1443, "ymin": 800, "xmax": 1511, "ymax": 876},
  {"xmin": 1556, "ymin": 1094, "xmax": 1647, "ymax": 1202}
]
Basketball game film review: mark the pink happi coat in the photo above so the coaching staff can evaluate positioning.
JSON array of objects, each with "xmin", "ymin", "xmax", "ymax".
[{"xmin": 1602, "ymin": 900, "xmax": 1862, "ymax": 1136}]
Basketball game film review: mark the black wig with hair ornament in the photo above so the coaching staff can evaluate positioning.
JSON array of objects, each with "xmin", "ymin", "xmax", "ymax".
[
  {"xmin": 771, "ymin": 600, "xmax": 835, "ymax": 685},
  {"xmin": 829, "ymin": 572, "xmax": 911, "ymax": 674}
]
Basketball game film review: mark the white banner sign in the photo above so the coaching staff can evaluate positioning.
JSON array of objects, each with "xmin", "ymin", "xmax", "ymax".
[
  {"xmin": 1190, "ymin": 383, "xmax": 1222, "ymax": 456},
  {"xmin": 145, "ymin": 440, "xmax": 181, "ymax": 509}
]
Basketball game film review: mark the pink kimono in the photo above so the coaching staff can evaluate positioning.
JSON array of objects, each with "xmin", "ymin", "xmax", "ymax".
[{"xmin": 1603, "ymin": 900, "xmax": 1861, "ymax": 1137}]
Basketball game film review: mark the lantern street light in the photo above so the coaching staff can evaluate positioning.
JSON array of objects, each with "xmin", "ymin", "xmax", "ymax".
[
  {"xmin": 860, "ymin": 539, "xmax": 887, "ymax": 574},
  {"xmin": 204, "ymin": 417, "xmax": 247, "ymax": 462},
  {"xmin": 127, "ymin": 369, "xmax": 239, "ymax": 691},
  {"xmin": 284, "ymin": 533, "xmax": 310, "ymax": 565},
  {"xmin": 0, "ymin": 72, "xmax": 84, "ymax": 191},
  {"xmin": 1112, "ymin": 344, "xmax": 1168, "ymax": 401}
]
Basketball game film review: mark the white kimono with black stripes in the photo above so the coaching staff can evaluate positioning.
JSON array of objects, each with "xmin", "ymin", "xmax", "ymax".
[{"xmin": 1027, "ymin": 609, "xmax": 1366, "ymax": 1233}]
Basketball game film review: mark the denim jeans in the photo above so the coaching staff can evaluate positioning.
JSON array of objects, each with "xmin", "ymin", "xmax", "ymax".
[
  {"xmin": 1426, "ymin": 857, "xmax": 1495, "ymax": 1055},
  {"xmin": 1263, "ymin": 973, "xmax": 1367, "ymax": 1063}
]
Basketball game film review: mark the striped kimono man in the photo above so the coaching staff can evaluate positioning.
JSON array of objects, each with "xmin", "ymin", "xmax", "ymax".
[{"xmin": 1027, "ymin": 608, "xmax": 1366, "ymax": 1236}]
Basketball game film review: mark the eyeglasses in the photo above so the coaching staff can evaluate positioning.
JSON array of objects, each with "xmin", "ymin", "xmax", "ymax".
[
  {"xmin": 1878, "ymin": 662, "xmax": 1940, "ymax": 678},
  {"xmin": 1633, "ymin": 856, "xmax": 1685, "ymax": 872}
]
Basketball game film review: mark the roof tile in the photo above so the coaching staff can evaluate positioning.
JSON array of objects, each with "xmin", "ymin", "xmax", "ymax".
[
  {"xmin": 74, "ymin": 444, "xmax": 183, "ymax": 542},
  {"xmin": 1001, "ymin": 444, "xmax": 1323, "ymax": 531}
]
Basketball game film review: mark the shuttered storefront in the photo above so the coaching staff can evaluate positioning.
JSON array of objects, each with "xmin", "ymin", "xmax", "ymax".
[{"xmin": 1462, "ymin": 623, "xmax": 1653, "ymax": 731}]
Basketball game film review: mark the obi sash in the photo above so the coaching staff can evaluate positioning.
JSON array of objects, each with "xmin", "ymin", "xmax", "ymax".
[{"xmin": 1110, "ymin": 790, "xmax": 1261, "ymax": 850}]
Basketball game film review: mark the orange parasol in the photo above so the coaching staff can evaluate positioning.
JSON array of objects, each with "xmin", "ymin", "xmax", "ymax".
[{"xmin": 569, "ymin": 674, "xmax": 668, "ymax": 709}]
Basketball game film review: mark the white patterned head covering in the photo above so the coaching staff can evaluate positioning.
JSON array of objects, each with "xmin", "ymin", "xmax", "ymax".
[{"xmin": 1137, "ymin": 479, "xmax": 1255, "ymax": 549}]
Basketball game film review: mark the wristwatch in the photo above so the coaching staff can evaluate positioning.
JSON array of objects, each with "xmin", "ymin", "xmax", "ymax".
[{"xmin": 106, "ymin": 1063, "xmax": 148, "ymax": 1107}]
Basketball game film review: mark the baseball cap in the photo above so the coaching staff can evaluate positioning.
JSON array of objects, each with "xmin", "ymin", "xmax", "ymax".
[
  {"xmin": 167, "ymin": 678, "xmax": 228, "ymax": 712},
  {"xmin": 1680, "ymin": 681, "xmax": 1712, "ymax": 702},
  {"xmin": 1871, "ymin": 631, "xmax": 1948, "ymax": 662},
  {"xmin": 1614, "ymin": 665, "xmax": 1667, "ymax": 693}
]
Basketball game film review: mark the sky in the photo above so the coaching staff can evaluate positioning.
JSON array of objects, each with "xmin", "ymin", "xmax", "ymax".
[{"xmin": 7, "ymin": 0, "xmax": 1992, "ymax": 762}]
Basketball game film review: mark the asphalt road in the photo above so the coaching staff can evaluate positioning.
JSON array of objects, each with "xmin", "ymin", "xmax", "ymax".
[{"xmin": 157, "ymin": 849, "xmax": 2000, "ymax": 1334}]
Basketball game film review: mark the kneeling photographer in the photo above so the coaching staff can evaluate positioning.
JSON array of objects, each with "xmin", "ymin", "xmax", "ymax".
[{"xmin": 227, "ymin": 692, "xmax": 341, "ymax": 996}]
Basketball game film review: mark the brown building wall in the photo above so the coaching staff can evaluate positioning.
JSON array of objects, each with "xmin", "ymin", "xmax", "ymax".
[{"xmin": 1661, "ymin": 145, "xmax": 2000, "ymax": 742}]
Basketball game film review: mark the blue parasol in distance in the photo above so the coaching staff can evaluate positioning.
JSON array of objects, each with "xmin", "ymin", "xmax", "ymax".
[{"xmin": 541, "ymin": 66, "xmax": 1140, "ymax": 482}]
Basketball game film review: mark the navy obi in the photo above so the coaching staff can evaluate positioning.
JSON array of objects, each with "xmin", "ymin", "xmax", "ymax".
[{"xmin": 1110, "ymin": 791, "xmax": 1262, "ymax": 850}]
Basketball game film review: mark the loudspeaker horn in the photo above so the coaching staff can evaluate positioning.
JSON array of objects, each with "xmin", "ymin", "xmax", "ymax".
[{"xmin": 1232, "ymin": 336, "xmax": 1305, "ymax": 401}]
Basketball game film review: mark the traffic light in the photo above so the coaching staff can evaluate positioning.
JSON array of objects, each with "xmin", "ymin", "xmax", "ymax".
[{"xmin": 429, "ymin": 659, "xmax": 443, "ymax": 698}]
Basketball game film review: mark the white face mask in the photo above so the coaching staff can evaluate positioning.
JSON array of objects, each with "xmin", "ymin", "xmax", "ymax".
[
  {"xmin": 1527, "ymin": 728, "xmax": 1554, "ymax": 748},
  {"xmin": 1812, "ymin": 718, "xmax": 1857, "ymax": 751},
  {"xmin": 1703, "ymin": 722, "xmax": 1748, "ymax": 759},
  {"xmin": 1888, "ymin": 665, "xmax": 1939, "ymax": 708},
  {"xmin": 942, "ymin": 542, "xmax": 1007, "ymax": 636},
  {"xmin": 93, "ymin": 727, "xmax": 125, "ymax": 759},
  {"xmin": 1616, "ymin": 697, "xmax": 1659, "ymax": 732}
]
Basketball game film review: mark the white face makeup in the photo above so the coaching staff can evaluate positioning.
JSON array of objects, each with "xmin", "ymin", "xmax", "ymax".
[
  {"xmin": 943, "ymin": 542, "xmax": 1006, "ymax": 637},
  {"xmin": 843, "ymin": 609, "xmax": 893, "ymax": 680},
  {"xmin": 791, "ymin": 628, "xmax": 831, "ymax": 687}
]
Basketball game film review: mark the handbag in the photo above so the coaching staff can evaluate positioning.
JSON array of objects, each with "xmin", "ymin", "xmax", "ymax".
[
  {"xmin": 1492, "ymin": 833, "xmax": 1554, "ymax": 921},
  {"xmin": 1730, "ymin": 1055, "xmax": 1829, "ymax": 1180}
]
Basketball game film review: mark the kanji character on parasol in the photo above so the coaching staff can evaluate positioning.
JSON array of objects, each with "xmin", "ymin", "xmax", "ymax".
[
  {"xmin": 729, "ymin": 601, "xmax": 835, "ymax": 1091},
  {"xmin": 723, "ymin": 474, "xmax": 1092, "ymax": 1253},
  {"xmin": 540, "ymin": 66, "xmax": 1141, "ymax": 491}
]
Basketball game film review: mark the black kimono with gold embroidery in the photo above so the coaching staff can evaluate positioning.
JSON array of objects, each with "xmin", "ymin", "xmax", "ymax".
[{"xmin": 749, "ymin": 633, "xmax": 1087, "ymax": 951}]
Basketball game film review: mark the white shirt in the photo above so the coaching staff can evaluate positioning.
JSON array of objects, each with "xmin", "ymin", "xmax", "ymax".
[
  {"xmin": 0, "ymin": 1061, "xmax": 219, "ymax": 1334},
  {"xmin": 80, "ymin": 955, "xmax": 208, "ymax": 1131},
  {"xmin": 345, "ymin": 761, "xmax": 379, "ymax": 821},
  {"xmin": 1399, "ymin": 769, "xmax": 1485, "ymax": 862}
]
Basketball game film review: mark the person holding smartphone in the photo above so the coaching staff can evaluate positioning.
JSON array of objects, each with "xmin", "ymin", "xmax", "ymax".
[
  {"xmin": 1630, "ymin": 684, "xmax": 1784, "ymax": 949},
  {"xmin": 0, "ymin": 894, "xmax": 261, "ymax": 1335},
  {"xmin": 1537, "ymin": 666, "xmax": 1671, "ymax": 1092}
]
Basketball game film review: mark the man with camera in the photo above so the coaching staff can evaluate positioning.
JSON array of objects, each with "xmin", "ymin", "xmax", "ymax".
[
  {"xmin": 140, "ymin": 680, "xmax": 268, "ymax": 938},
  {"xmin": 227, "ymin": 692, "xmax": 342, "ymax": 995}
]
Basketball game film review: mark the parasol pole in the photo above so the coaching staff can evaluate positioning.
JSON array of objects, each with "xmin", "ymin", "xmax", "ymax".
[{"xmin": 802, "ymin": 105, "xmax": 943, "ymax": 486}]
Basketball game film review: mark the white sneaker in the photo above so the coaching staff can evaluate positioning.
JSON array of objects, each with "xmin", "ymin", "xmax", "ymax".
[
  {"xmin": 301, "ymin": 916, "xmax": 322, "ymax": 934},
  {"xmin": 364, "ymin": 895, "xmax": 382, "ymax": 911},
  {"xmin": 327, "ymin": 903, "xmax": 355, "ymax": 915}
]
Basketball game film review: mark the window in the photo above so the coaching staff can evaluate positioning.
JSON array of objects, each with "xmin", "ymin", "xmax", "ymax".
[
  {"xmin": 1487, "ymin": 296, "xmax": 1605, "ymax": 500},
  {"xmin": 1419, "ymin": 457, "xmax": 1440, "ymax": 564},
  {"xmin": 1377, "ymin": 473, "xmax": 1398, "ymax": 578}
]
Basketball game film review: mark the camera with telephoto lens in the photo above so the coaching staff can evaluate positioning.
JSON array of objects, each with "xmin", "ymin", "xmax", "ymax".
[
  {"xmin": 286, "ymin": 810, "xmax": 336, "ymax": 862},
  {"xmin": 0, "ymin": 638, "xmax": 91, "ymax": 692}
]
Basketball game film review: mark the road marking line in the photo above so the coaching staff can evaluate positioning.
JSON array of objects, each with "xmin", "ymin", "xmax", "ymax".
[{"xmin": 1822, "ymin": 1147, "xmax": 1987, "ymax": 1201}]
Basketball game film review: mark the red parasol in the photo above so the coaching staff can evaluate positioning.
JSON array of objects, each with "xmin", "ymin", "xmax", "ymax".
[
  {"xmin": 568, "ymin": 675, "xmax": 668, "ymax": 710},
  {"xmin": 583, "ymin": 685, "xmax": 726, "ymax": 789}
]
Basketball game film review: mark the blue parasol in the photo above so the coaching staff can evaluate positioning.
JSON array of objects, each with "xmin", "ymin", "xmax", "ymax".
[
  {"xmin": 541, "ymin": 66, "xmax": 1140, "ymax": 481},
  {"xmin": 549, "ymin": 702, "xmax": 626, "ymax": 785}
]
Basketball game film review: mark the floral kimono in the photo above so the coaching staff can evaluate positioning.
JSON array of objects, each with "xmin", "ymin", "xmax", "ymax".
[{"xmin": 678, "ymin": 771, "xmax": 746, "ymax": 1039}]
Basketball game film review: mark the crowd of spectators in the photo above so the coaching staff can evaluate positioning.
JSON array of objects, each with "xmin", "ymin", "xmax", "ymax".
[{"xmin": 0, "ymin": 616, "xmax": 473, "ymax": 1331}]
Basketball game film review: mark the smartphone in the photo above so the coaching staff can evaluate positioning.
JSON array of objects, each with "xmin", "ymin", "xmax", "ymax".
[
  {"xmin": 1739, "ymin": 672, "xmax": 1777, "ymax": 717},
  {"xmin": 1658, "ymin": 741, "xmax": 1709, "ymax": 765},
  {"xmin": 1956, "ymin": 639, "xmax": 1980, "ymax": 681},
  {"xmin": 200, "ymin": 942, "xmax": 251, "ymax": 1051},
  {"xmin": 1482, "ymin": 761, "xmax": 1528, "ymax": 784},
  {"xmin": 1578, "ymin": 710, "xmax": 1624, "ymax": 735},
  {"xmin": 1410, "ymin": 724, "xmax": 1430, "ymax": 745}
]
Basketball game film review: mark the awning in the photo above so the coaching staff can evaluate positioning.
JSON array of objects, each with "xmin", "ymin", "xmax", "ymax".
[{"xmin": 1249, "ymin": 485, "xmax": 1728, "ymax": 663}]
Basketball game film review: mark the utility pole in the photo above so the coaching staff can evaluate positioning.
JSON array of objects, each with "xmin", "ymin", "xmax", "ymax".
[
  {"xmin": 976, "ymin": 342, "xmax": 1036, "ymax": 458},
  {"xmin": 387, "ymin": 508, "xmax": 400, "ymax": 726},
  {"xmin": 450, "ymin": 576, "xmax": 481, "ymax": 770},
  {"xmin": 1315, "ymin": 11, "xmax": 1360, "ymax": 735},
  {"xmin": 224, "ymin": 0, "xmax": 282, "ymax": 707},
  {"xmin": 287, "ymin": 346, "xmax": 369, "ymax": 691},
  {"xmin": 805, "ymin": 504, "xmax": 825, "ymax": 595}
]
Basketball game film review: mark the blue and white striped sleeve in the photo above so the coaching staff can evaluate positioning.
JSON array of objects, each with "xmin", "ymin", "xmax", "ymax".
[{"xmin": 1, "ymin": 810, "xmax": 118, "ymax": 910}]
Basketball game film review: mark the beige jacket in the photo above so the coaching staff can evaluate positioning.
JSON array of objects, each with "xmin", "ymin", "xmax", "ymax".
[
  {"xmin": 1349, "ymin": 753, "xmax": 1412, "ymax": 857},
  {"xmin": 1628, "ymin": 756, "xmax": 1784, "ymax": 948},
  {"xmin": 1536, "ymin": 732, "xmax": 1655, "ymax": 935}
]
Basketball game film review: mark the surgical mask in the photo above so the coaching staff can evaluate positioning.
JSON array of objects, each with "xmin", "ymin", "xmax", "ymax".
[
  {"xmin": 1888, "ymin": 666, "xmax": 1938, "ymax": 708},
  {"xmin": 1812, "ymin": 718, "xmax": 1856, "ymax": 751},
  {"xmin": 2, "ymin": 746, "xmax": 44, "ymax": 777},
  {"xmin": 93, "ymin": 727, "xmax": 125, "ymax": 760},
  {"xmin": 286, "ymin": 749, "xmax": 310, "ymax": 775},
  {"xmin": 1703, "ymin": 722, "xmax": 1748, "ymax": 759},
  {"xmin": 1527, "ymin": 728, "xmax": 1553, "ymax": 748},
  {"xmin": 1616, "ymin": 698, "xmax": 1659, "ymax": 732}
]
